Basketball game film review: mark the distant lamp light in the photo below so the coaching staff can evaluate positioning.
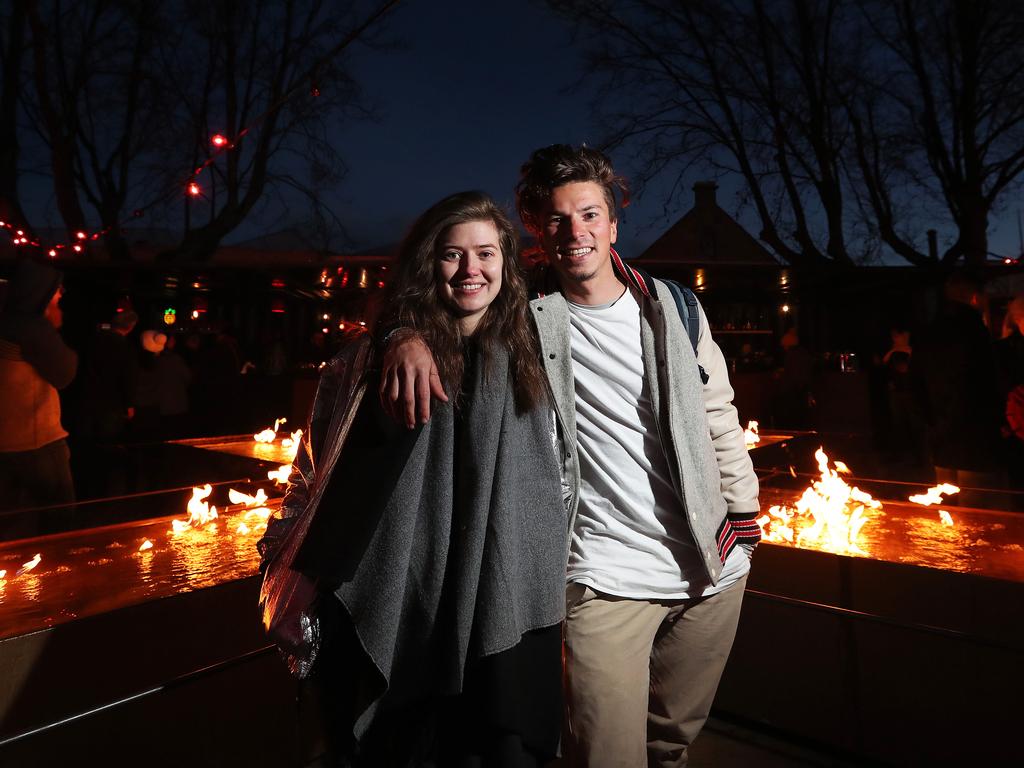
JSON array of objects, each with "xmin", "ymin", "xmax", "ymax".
[
  {"xmin": 781, "ymin": 304, "xmax": 791, "ymax": 313},
  {"xmin": 1005, "ymin": 258, "xmax": 1013, "ymax": 265},
  {"xmin": 72, "ymin": 244, "xmax": 83, "ymax": 253},
  {"xmin": 191, "ymin": 310, "xmax": 200, "ymax": 320},
  {"xmin": 187, "ymin": 181, "xmax": 202, "ymax": 197},
  {"xmin": 322, "ymin": 313, "xmax": 330, "ymax": 321},
  {"xmin": 211, "ymin": 134, "xmax": 229, "ymax": 148},
  {"xmin": 48, "ymin": 249, "xmax": 57, "ymax": 257},
  {"xmin": 75, "ymin": 231, "xmax": 87, "ymax": 240}
]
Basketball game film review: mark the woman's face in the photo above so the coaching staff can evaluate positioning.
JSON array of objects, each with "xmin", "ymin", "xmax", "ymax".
[{"xmin": 436, "ymin": 219, "xmax": 504, "ymax": 335}]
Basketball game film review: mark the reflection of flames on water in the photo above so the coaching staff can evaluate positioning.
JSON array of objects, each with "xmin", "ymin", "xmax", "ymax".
[
  {"xmin": 757, "ymin": 449, "xmax": 881, "ymax": 555},
  {"xmin": 744, "ymin": 420, "xmax": 760, "ymax": 447},
  {"xmin": 139, "ymin": 539, "xmax": 153, "ymax": 552},
  {"xmin": 909, "ymin": 483, "xmax": 960, "ymax": 530}
]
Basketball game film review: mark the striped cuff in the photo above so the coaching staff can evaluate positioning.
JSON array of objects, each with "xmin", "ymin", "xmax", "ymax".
[{"xmin": 715, "ymin": 511, "xmax": 762, "ymax": 563}]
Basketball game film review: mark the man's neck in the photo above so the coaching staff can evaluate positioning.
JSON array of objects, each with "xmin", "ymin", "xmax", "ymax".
[{"xmin": 560, "ymin": 272, "xmax": 627, "ymax": 306}]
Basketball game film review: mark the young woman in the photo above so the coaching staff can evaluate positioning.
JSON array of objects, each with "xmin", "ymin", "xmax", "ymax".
[{"xmin": 259, "ymin": 191, "xmax": 566, "ymax": 767}]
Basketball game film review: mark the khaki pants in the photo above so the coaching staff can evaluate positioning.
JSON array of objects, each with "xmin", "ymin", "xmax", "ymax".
[{"xmin": 564, "ymin": 575, "xmax": 747, "ymax": 768}]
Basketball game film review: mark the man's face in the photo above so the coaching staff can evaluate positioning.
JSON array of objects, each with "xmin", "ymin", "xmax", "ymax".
[{"xmin": 538, "ymin": 182, "xmax": 617, "ymax": 288}]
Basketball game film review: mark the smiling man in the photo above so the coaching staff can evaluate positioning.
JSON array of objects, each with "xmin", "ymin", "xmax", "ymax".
[{"xmin": 382, "ymin": 145, "xmax": 760, "ymax": 767}]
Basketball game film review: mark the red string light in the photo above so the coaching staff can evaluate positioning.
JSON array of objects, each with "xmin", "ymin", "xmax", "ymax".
[{"xmin": 3, "ymin": 0, "xmax": 401, "ymax": 258}]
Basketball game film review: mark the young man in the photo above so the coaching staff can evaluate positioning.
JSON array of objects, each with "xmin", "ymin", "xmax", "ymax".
[{"xmin": 382, "ymin": 145, "xmax": 760, "ymax": 766}]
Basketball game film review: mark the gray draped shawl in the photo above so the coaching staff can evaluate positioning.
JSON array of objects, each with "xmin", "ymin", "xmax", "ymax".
[{"xmin": 330, "ymin": 343, "xmax": 566, "ymax": 738}]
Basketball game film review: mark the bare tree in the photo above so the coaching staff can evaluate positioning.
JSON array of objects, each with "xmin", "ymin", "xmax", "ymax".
[
  {"xmin": 15, "ymin": 0, "xmax": 399, "ymax": 261},
  {"xmin": 0, "ymin": 0, "xmax": 31, "ymax": 230},
  {"xmin": 549, "ymin": 0, "xmax": 1024, "ymax": 268},
  {"xmin": 849, "ymin": 0, "xmax": 1024, "ymax": 267}
]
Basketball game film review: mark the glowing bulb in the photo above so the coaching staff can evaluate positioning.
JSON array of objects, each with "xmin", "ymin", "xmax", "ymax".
[
  {"xmin": 76, "ymin": 231, "xmax": 87, "ymax": 240},
  {"xmin": 191, "ymin": 310, "xmax": 200, "ymax": 319},
  {"xmin": 781, "ymin": 304, "xmax": 790, "ymax": 313},
  {"xmin": 187, "ymin": 181, "xmax": 201, "ymax": 197},
  {"xmin": 211, "ymin": 134, "xmax": 228, "ymax": 147},
  {"xmin": 73, "ymin": 244, "xmax": 82, "ymax": 252},
  {"xmin": 48, "ymin": 249, "xmax": 57, "ymax": 257}
]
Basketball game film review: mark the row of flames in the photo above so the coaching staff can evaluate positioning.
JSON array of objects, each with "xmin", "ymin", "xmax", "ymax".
[
  {"xmin": 756, "ymin": 448, "xmax": 959, "ymax": 556},
  {"xmin": 0, "ymin": 421, "xmax": 305, "ymax": 595}
]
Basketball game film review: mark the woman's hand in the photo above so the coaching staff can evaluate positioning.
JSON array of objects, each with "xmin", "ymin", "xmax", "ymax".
[{"xmin": 379, "ymin": 330, "xmax": 448, "ymax": 428}]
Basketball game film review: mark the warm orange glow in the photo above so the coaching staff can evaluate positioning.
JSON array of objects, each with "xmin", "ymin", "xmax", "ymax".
[
  {"xmin": 17, "ymin": 554, "xmax": 42, "ymax": 576},
  {"xmin": 228, "ymin": 488, "xmax": 269, "ymax": 507},
  {"xmin": 909, "ymin": 483, "xmax": 960, "ymax": 507},
  {"xmin": 268, "ymin": 464, "xmax": 291, "ymax": 484},
  {"xmin": 170, "ymin": 485, "xmax": 219, "ymax": 534},
  {"xmin": 139, "ymin": 539, "xmax": 153, "ymax": 552},
  {"xmin": 938, "ymin": 510, "xmax": 954, "ymax": 526},
  {"xmin": 254, "ymin": 418, "xmax": 286, "ymax": 443},
  {"xmin": 0, "ymin": 569, "xmax": 6, "ymax": 580},
  {"xmin": 236, "ymin": 522, "xmax": 251, "ymax": 534},
  {"xmin": 757, "ymin": 449, "xmax": 881, "ymax": 555},
  {"xmin": 187, "ymin": 181, "xmax": 201, "ymax": 197},
  {"xmin": 744, "ymin": 420, "xmax": 760, "ymax": 447},
  {"xmin": 834, "ymin": 461, "xmax": 851, "ymax": 474}
]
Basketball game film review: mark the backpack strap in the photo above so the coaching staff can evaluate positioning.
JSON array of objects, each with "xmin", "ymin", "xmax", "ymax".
[{"xmin": 633, "ymin": 268, "xmax": 709, "ymax": 385}]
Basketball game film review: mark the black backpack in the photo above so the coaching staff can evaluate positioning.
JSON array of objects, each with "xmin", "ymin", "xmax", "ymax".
[{"xmin": 634, "ymin": 269, "xmax": 709, "ymax": 385}]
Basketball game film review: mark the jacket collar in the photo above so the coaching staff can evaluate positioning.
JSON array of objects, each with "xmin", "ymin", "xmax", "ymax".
[{"xmin": 530, "ymin": 248, "xmax": 652, "ymax": 299}]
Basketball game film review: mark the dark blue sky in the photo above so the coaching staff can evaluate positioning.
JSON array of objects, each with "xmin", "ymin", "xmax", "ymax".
[{"xmin": 20, "ymin": 0, "xmax": 1022, "ymax": 262}]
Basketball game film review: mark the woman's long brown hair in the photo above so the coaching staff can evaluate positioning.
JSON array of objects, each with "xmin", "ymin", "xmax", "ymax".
[{"xmin": 387, "ymin": 191, "xmax": 547, "ymax": 412}]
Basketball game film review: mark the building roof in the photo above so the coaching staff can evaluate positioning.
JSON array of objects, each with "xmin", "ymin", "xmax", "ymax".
[{"xmin": 638, "ymin": 182, "xmax": 780, "ymax": 266}]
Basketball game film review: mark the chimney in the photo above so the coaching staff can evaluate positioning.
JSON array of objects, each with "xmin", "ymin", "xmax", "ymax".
[{"xmin": 693, "ymin": 181, "xmax": 718, "ymax": 210}]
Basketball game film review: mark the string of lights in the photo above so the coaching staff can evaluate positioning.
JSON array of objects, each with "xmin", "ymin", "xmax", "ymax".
[{"xmin": 4, "ymin": 0, "xmax": 401, "ymax": 259}]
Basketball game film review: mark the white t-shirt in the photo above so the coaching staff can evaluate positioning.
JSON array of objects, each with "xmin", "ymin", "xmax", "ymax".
[{"xmin": 565, "ymin": 287, "xmax": 748, "ymax": 599}]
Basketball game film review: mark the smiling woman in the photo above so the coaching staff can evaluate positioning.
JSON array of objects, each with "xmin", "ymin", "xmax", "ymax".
[{"xmin": 257, "ymin": 191, "xmax": 567, "ymax": 766}]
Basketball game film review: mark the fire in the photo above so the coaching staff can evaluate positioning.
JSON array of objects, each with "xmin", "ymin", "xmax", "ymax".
[
  {"xmin": 254, "ymin": 418, "xmax": 286, "ymax": 443},
  {"xmin": 0, "ymin": 570, "xmax": 6, "ymax": 580},
  {"xmin": 834, "ymin": 461, "xmax": 851, "ymax": 474},
  {"xmin": 744, "ymin": 420, "xmax": 760, "ymax": 447},
  {"xmin": 280, "ymin": 429, "xmax": 303, "ymax": 460},
  {"xmin": 228, "ymin": 488, "xmax": 268, "ymax": 507},
  {"xmin": 139, "ymin": 539, "xmax": 153, "ymax": 552},
  {"xmin": 268, "ymin": 464, "xmax": 291, "ymax": 484},
  {"xmin": 170, "ymin": 485, "xmax": 219, "ymax": 534},
  {"xmin": 909, "ymin": 483, "xmax": 960, "ymax": 507},
  {"xmin": 939, "ymin": 510, "xmax": 954, "ymax": 526},
  {"xmin": 17, "ymin": 554, "xmax": 42, "ymax": 576},
  {"xmin": 236, "ymin": 522, "xmax": 251, "ymax": 534},
  {"xmin": 757, "ymin": 448, "xmax": 881, "ymax": 556}
]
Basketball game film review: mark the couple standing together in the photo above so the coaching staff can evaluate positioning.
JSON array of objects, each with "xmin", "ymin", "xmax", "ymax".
[{"xmin": 258, "ymin": 144, "xmax": 760, "ymax": 767}]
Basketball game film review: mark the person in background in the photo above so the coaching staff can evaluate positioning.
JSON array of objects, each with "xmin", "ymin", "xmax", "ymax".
[
  {"xmin": 883, "ymin": 325, "xmax": 926, "ymax": 470},
  {"xmin": 914, "ymin": 272, "xmax": 1006, "ymax": 507},
  {"xmin": 155, "ymin": 333, "xmax": 192, "ymax": 439},
  {"xmin": 133, "ymin": 329, "xmax": 167, "ymax": 440},
  {"xmin": 0, "ymin": 258, "xmax": 77, "ymax": 518},
  {"xmin": 998, "ymin": 295, "xmax": 1024, "ymax": 494},
  {"xmin": 773, "ymin": 326, "xmax": 815, "ymax": 429},
  {"xmin": 73, "ymin": 307, "xmax": 138, "ymax": 498}
]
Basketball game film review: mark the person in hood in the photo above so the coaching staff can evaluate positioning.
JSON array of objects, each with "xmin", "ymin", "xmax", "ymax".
[{"xmin": 0, "ymin": 258, "xmax": 78, "ymax": 518}]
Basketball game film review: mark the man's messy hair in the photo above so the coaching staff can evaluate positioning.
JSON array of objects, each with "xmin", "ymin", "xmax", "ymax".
[{"xmin": 515, "ymin": 144, "xmax": 630, "ymax": 234}]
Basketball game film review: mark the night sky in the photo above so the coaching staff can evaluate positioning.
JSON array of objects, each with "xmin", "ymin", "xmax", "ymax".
[{"xmin": 18, "ymin": 0, "xmax": 1023, "ymax": 262}]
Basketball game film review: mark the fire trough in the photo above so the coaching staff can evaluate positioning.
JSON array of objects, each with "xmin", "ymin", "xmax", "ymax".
[{"xmin": 0, "ymin": 430, "xmax": 1020, "ymax": 764}]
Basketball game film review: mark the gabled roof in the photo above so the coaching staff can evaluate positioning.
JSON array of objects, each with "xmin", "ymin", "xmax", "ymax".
[{"xmin": 638, "ymin": 182, "xmax": 780, "ymax": 266}]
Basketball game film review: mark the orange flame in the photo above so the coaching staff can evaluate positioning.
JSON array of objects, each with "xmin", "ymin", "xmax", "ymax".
[
  {"xmin": 170, "ymin": 485, "xmax": 219, "ymax": 534},
  {"xmin": 139, "ymin": 539, "xmax": 153, "ymax": 552},
  {"xmin": 0, "ymin": 569, "xmax": 6, "ymax": 580},
  {"xmin": 757, "ymin": 448, "xmax": 881, "ymax": 555},
  {"xmin": 16, "ymin": 553, "xmax": 42, "ymax": 576},
  {"xmin": 268, "ymin": 464, "xmax": 291, "ymax": 484},
  {"xmin": 236, "ymin": 522, "xmax": 251, "ymax": 534},
  {"xmin": 909, "ymin": 483, "xmax": 960, "ymax": 507},
  {"xmin": 744, "ymin": 420, "xmax": 760, "ymax": 447},
  {"xmin": 228, "ymin": 488, "xmax": 268, "ymax": 507},
  {"xmin": 938, "ymin": 510, "xmax": 954, "ymax": 526},
  {"xmin": 254, "ymin": 418, "xmax": 287, "ymax": 443}
]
